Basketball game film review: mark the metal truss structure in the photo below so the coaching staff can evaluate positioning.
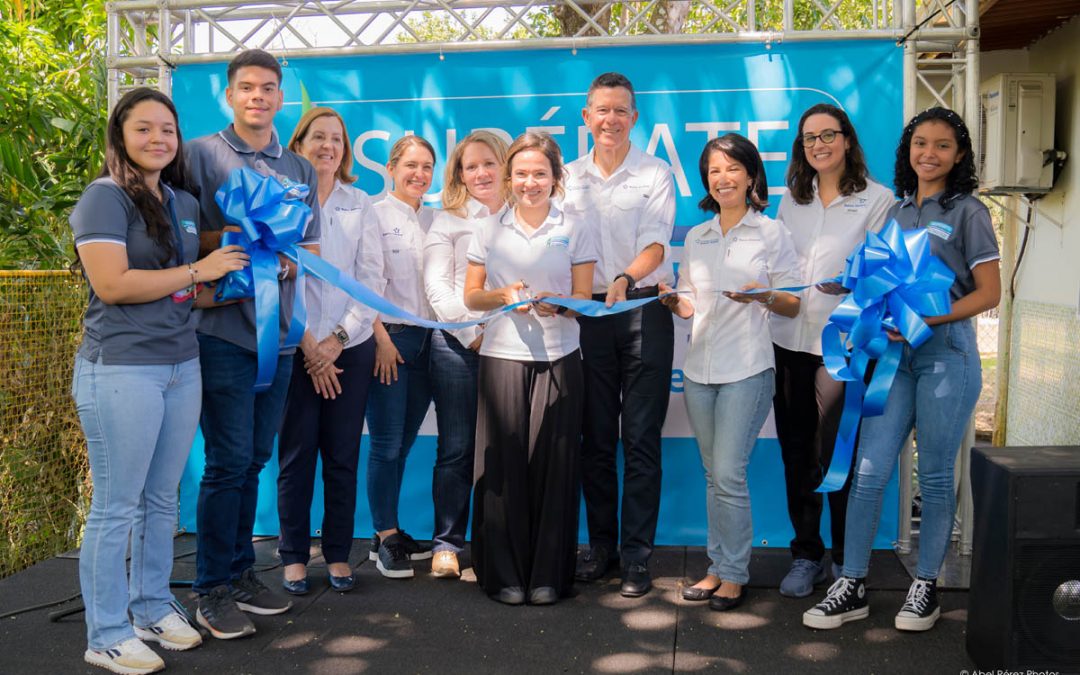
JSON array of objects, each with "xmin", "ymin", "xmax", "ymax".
[{"xmin": 106, "ymin": 0, "xmax": 981, "ymax": 557}]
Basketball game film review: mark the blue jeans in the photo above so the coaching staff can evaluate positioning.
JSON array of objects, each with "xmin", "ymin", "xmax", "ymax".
[
  {"xmin": 194, "ymin": 335, "xmax": 292, "ymax": 593},
  {"xmin": 365, "ymin": 325, "xmax": 432, "ymax": 533},
  {"xmin": 842, "ymin": 320, "xmax": 982, "ymax": 580},
  {"xmin": 428, "ymin": 330, "xmax": 479, "ymax": 553},
  {"xmin": 683, "ymin": 370, "xmax": 774, "ymax": 585},
  {"xmin": 73, "ymin": 356, "xmax": 201, "ymax": 650}
]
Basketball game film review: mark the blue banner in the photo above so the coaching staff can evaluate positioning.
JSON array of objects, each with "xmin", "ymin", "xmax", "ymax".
[{"xmin": 174, "ymin": 41, "xmax": 902, "ymax": 549}]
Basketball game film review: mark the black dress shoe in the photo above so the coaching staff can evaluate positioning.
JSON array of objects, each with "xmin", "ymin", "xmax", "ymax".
[
  {"xmin": 708, "ymin": 586, "xmax": 746, "ymax": 612},
  {"xmin": 682, "ymin": 583, "xmax": 720, "ymax": 601},
  {"xmin": 575, "ymin": 545, "xmax": 618, "ymax": 582},
  {"xmin": 528, "ymin": 586, "xmax": 558, "ymax": 605},
  {"xmin": 493, "ymin": 587, "xmax": 525, "ymax": 605},
  {"xmin": 620, "ymin": 563, "xmax": 652, "ymax": 598}
]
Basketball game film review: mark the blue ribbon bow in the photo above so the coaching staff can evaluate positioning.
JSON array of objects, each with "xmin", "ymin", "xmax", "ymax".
[{"xmin": 816, "ymin": 219, "xmax": 955, "ymax": 492}]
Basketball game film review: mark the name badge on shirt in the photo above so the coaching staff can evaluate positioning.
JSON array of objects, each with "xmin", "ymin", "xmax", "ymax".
[
  {"xmin": 181, "ymin": 219, "xmax": 197, "ymax": 235},
  {"xmin": 926, "ymin": 221, "xmax": 954, "ymax": 240}
]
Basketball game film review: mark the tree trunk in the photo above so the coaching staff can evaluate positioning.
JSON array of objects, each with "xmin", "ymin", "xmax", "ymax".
[{"xmin": 555, "ymin": 0, "xmax": 613, "ymax": 37}]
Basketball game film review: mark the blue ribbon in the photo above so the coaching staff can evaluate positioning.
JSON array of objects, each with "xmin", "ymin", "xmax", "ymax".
[
  {"xmin": 815, "ymin": 219, "xmax": 955, "ymax": 492},
  {"xmin": 213, "ymin": 168, "xmax": 687, "ymax": 391}
]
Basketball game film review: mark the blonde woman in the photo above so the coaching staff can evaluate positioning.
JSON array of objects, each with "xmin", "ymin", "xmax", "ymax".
[
  {"xmin": 366, "ymin": 135, "xmax": 437, "ymax": 578},
  {"xmin": 277, "ymin": 107, "xmax": 383, "ymax": 595},
  {"xmin": 423, "ymin": 131, "xmax": 508, "ymax": 578}
]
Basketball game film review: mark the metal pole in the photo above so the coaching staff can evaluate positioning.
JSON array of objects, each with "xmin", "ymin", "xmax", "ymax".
[
  {"xmin": 895, "ymin": 0, "xmax": 917, "ymax": 556},
  {"xmin": 158, "ymin": 3, "xmax": 173, "ymax": 96},
  {"xmin": 107, "ymin": 10, "xmax": 120, "ymax": 112}
]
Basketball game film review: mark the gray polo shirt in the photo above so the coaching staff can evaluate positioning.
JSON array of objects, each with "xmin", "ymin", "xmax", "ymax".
[
  {"xmin": 70, "ymin": 178, "xmax": 201, "ymax": 365},
  {"xmin": 185, "ymin": 125, "xmax": 321, "ymax": 353},
  {"xmin": 887, "ymin": 192, "xmax": 999, "ymax": 301}
]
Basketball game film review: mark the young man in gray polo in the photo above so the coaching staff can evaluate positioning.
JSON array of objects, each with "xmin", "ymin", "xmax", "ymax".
[
  {"xmin": 563, "ymin": 72, "xmax": 676, "ymax": 598},
  {"xmin": 185, "ymin": 49, "xmax": 321, "ymax": 639}
]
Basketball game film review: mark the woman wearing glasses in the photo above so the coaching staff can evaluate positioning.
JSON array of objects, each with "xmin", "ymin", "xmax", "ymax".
[{"xmin": 769, "ymin": 104, "xmax": 893, "ymax": 599}]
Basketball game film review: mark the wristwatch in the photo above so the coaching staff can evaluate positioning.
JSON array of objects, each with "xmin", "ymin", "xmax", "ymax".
[
  {"xmin": 614, "ymin": 272, "xmax": 636, "ymax": 291},
  {"xmin": 332, "ymin": 326, "xmax": 349, "ymax": 346}
]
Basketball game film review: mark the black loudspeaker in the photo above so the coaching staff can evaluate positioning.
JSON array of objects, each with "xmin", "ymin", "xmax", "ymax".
[{"xmin": 968, "ymin": 446, "xmax": 1080, "ymax": 672}]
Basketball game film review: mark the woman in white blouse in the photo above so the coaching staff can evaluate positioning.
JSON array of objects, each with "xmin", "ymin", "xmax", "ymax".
[
  {"xmin": 660, "ymin": 133, "xmax": 801, "ymax": 612},
  {"xmin": 278, "ymin": 107, "xmax": 383, "ymax": 594},
  {"xmin": 770, "ymin": 103, "xmax": 893, "ymax": 599},
  {"xmin": 366, "ymin": 135, "xmax": 437, "ymax": 579},
  {"xmin": 423, "ymin": 131, "xmax": 509, "ymax": 579},
  {"xmin": 464, "ymin": 132, "xmax": 597, "ymax": 606}
]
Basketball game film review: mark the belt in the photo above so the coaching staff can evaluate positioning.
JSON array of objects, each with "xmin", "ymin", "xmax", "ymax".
[{"xmin": 591, "ymin": 284, "xmax": 660, "ymax": 302}]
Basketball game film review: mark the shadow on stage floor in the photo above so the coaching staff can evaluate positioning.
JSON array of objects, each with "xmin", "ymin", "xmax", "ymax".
[{"xmin": 0, "ymin": 536, "xmax": 976, "ymax": 674}]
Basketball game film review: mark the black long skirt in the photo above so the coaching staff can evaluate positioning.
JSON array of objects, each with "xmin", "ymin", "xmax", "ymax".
[{"xmin": 471, "ymin": 350, "xmax": 583, "ymax": 598}]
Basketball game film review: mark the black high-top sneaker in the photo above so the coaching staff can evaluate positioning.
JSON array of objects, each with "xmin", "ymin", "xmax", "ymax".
[
  {"xmin": 894, "ymin": 578, "xmax": 940, "ymax": 631},
  {"xmin": 802, "ymin": 576, "xmax": 869, "ymax": 629}
]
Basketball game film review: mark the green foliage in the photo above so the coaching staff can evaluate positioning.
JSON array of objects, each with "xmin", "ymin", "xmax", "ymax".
[{"xmin": 0, "ymin": 1, "xmax": 107, "ymax": 269}]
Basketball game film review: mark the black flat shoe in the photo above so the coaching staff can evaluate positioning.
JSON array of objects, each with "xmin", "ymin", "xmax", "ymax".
[
  {"xmin": 493, "ymin": 587, "xmax": 525, "ymax": 605},
  {"xmin": 620, "ymin": 563, "xmax": 652, "ymax": 598},
  {"xmin": 682, "ymin": 583, "xmax": 720, "ymax": 601},
  {"xmin": 282, "ymin": 577, "xmax": 309, "ymax": 596},
  {"xmin": 709, "ymin": 586, "xmax": 746, "ymax": 612},
  {"xmin": 528, "ymin": 587, "xmax": 558, "ymax": 605},
  {"xmin": 329, "ymin": 574, "xmax": 355, "ymax": 592}
]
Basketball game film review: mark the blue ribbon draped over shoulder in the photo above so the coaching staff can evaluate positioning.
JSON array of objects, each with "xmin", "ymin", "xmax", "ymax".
[{"xmin": 816, "ymin": 219, "xmax": 955, "ymax": 492}]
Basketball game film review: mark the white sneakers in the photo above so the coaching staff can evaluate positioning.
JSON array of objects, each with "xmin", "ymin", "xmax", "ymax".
[
  {"xmin": 84, "ymin": 637, "xmax": 165, "ymax": 675},
  {"xmin": 86, "ymin": 613, "xmax": 202, "ymax": 674},
  {"xmin": 134, "ymin": 612, "xmax": 204, "ymax": 651}
]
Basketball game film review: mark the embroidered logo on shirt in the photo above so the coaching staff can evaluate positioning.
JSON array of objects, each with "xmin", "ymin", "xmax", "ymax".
[
  {"xmin": 181, "ymin": 219, "xmax": 197, "ymax": 235},
  {"xmin": 844, "ymin": 197, "xmax": 869, "ymax": 213},
  {"xmin": 695, "ymin": 237, "xmax": 720, "ymax": 245},
  {"xmin": 926, "ymin": 220, "xmax": 953, "ymax": 240},
  {"xmin": 546, "ymin": 235, "xmax": 570, "ymax": 248}
]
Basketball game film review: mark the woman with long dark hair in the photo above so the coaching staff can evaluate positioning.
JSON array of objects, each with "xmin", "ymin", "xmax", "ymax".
[
  {"xmin": 276, "ymin": 107, "xmax": 383, "ymax": 595},
  {"xmin": 770, "ymin": 103, "xmax": 893, "ymax": 598},
  {"xmin": 71, "ymin": 87, "xmax": 247, "ymax": 674},
  {"xmin": 660, "ymin": 134, "xmax": 802, "ymax": 612},
  {"xmin": 804, "ymin": 107, "xmax": 1000, "ymax": 633}
]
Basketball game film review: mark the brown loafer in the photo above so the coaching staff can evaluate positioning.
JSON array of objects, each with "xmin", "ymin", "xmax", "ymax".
[{"xmin": 431, "ymin": 551, "xmax": 460, "ymax": 579}]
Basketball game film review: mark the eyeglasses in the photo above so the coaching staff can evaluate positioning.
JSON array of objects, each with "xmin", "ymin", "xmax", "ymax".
[{"xmin": 801, "ymin": 129, "xmax": 843, "ymax": 146}]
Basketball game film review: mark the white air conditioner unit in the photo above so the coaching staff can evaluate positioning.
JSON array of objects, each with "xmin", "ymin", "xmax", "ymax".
[{"xmin": 978, "ymin": 73, "xmax": 1055, "ymax": 194}]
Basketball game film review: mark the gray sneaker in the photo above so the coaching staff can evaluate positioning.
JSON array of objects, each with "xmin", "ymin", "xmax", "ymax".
[
  {"xmin": 779, "ymin": 558, "xmax": 827, "ymax": 598},
  {"xmin": 231, "ymin": 568, "xmax": 292, "ymax": 615},
  {"xmin": 376, "ymin": 533, "xmax": 415, "ymax": 578},
  {"xmin": 196, "ymin": 586, "xmax": 255, "ymax": 640}
]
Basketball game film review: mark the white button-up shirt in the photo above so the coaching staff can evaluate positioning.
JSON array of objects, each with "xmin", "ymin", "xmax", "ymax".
[
  {"xmin": 305, "ymin": 181, "xmax": 384, "ymax": 346},
  {"xmin": 678, "ymin": 210, "xmax": 803, "ymax": 385},
  {"xmin": 562, "ymin": 144, "xmax": 676, "ymax": 293},
  {"xmin": 424, "ymin": 199, "xmax": 504, "ymax": 348},
  {"xmin": 466, "ymin": 204, "xmax": 599, "ymax": 362},
  {"xmin": 373, "ymin": 193, "xmax": 434, "ymax": 324},
  {"xmin": 770, "ymin": 179, "xmax": 894, "ymax": 355}
]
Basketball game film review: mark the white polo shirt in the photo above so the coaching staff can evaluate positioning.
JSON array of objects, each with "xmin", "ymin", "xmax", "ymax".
[
  {"xmin": 562, "ymin": 144, "xmax": 675, "ymax": 293},
  {"xmin": 306, "ymin": 180, "xmax": 385, "ymax": 346},
  {"xmin": 373, "ymin": 193, "xmax": 434, "ymax": 325},
  {"xmin": 466, "ymin": 204, "xmax": 598, "ymax": 362},
  {"xmin": 677, "ymin": 210, "xmax": 803, "ymax": 385},
  {"xmin": 770, "ymin": 179, "xmax": 894, "ymax": 355},
  {"xmin": 424, "ymin": 199, "xmax": 504, "ymax": 348}
]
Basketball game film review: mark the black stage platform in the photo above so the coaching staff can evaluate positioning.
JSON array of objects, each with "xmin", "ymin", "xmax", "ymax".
[{"xmin": 0, "ymin": 537, "xmax": 976, "ymax": 674}]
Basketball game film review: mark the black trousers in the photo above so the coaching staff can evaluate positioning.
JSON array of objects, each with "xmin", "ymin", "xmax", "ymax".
[
  {"xmin": 578, "ymin": 298, "xmax": 674, "ymax": 565},
  {"xmin": 276, "ymin": 338, "xmax": 376, "ymax": 566},
  {"xmin": 772, "ymin": 344, "xmax": 852, "ymax": 565},
  {"xmin": 472, "ymin": 352, "xmax": 583, "ymax": 597}
]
